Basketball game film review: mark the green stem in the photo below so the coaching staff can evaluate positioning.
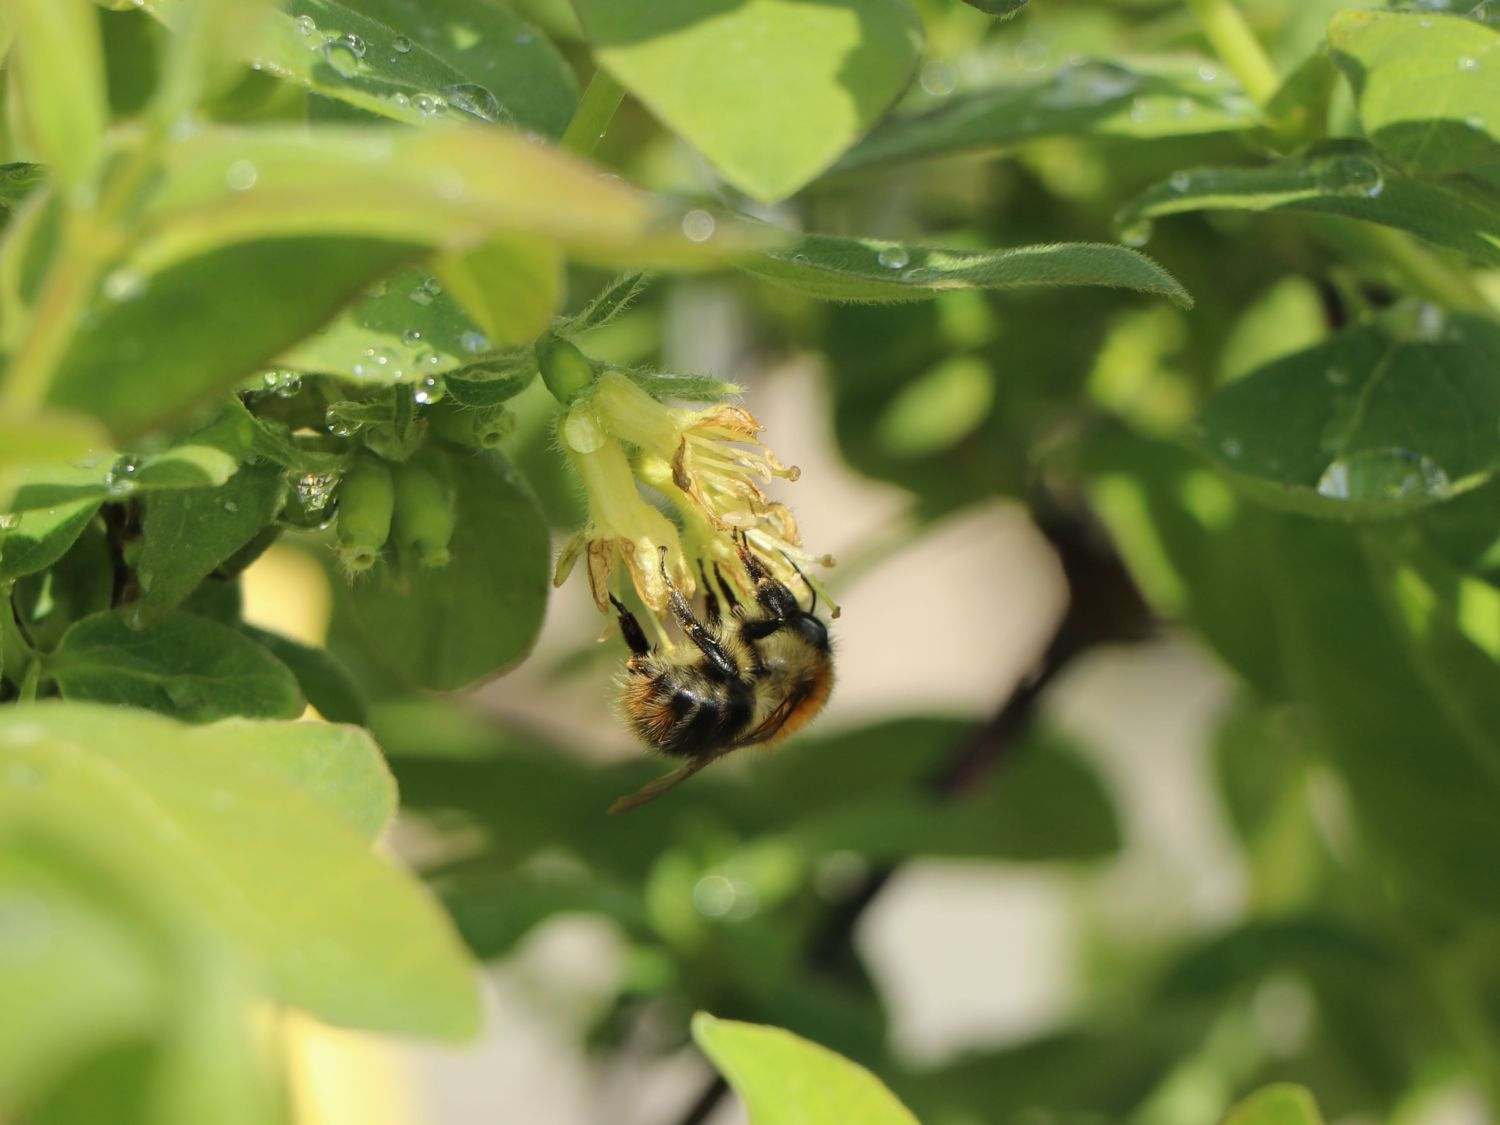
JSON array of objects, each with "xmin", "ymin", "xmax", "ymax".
[
  {"xmin": 561, "ymin": 68, "xmax": 626, "ymax": 158},
  {"xmin": 1355, "ymin": 225, "xmax": 1492, "ymax": 314},
  {"xmin": 1183, "ymin": 0, "xmax": 1280, "ymax": 108},
  {"xmin": 0, "ymin": 586, "xmax": 37, "ymax": 694}
]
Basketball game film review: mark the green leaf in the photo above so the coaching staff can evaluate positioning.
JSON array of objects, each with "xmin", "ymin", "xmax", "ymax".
[
  {"xmin": 345, "ymin": 449, "xmax": 548, "ymax": 690},
  {"xmin": 1116, "ymin": 143, "xmax": 1500, "ymax": 268},
  {"xmin": 132, "ymin": 124, "xmax": 745, "ymax": 275},
  {"xmin": 15, "ymin": 521, "xmax": 114, "ymax": 653},
  {"xmin": 0, "ymin": 499, "xmax": 100, "ymax": 582},
  {"xmin": 961, "ymin": 0, "xmax": 1028, "ymax": 15},
  {"xmin": 573, "ymin": 0, "xmax": 923, "ymax": 202},
  {"xmin": 691, "ymin": 1013, "xmax": 919, "ymax": 1125},
  {"xmin": 0, "ymin": 846, "xmax": 163, "ymax": 1111},
  {"xmin": 49, "ymin": 237, "xmax": 418, "ymax": 438},
  {"xmin": 240, "ymin": 626, "xmax": 368, "ymax": 726},
  {"xmin": 745, "ymin": 230, "xmax": 1192, "ymax": 307},
  {"xmin": 1223, "ymin": 1083, "xmax": 1325, "ymax": 1125},
  {"xmin": 282, "ymin": 0, "xmax": 578, "ymax": 137},
  {"xmin": 1197, "ymin": 313, "xmax": 1500, "ymax": 518},
  {"xmin": 758, "ymin": 721, "xmax": 1120, "ymax": 861},
  {"xmin": 198, "ymin": 719, "xmax": 396, "ymax": 840},
  {"xmin": 434, "ymin": 236, "xmax": 562, "ymax": 353},
  {"xmin": 0, "ymin": 411, "xmax": 111, "ymax": 484},
  {"xmin": 6, "ymin": 441, "xmax": 244, "ymax": 513},
  {"xmin": 1268, "ymin": 517, "xmax": 1500, "ymax": 914},
  {"xmin": 48, "ymin": 611, "xmax": 304, "ymax": 722},
  {"xmin": 1329, "ymin": 11, "xmax": 1500, "ymax": 177},
  {"xmin": 133, "ymin": 462, "xmax": 288, "ymax": 624},
  {"xmin": 839, "ymin": 59, "xmax": 1257, "ymax": 172},
  {"xmin": 0, "ymin": 702, "xmax": 480, "ymax": 1038},
  {"xmin": 6, "ymin": 0, "xmax": 108, "ymax": 186},
  {"xmin": 277, "ymin": 265, "xmax": 493, "ymax": 381}
]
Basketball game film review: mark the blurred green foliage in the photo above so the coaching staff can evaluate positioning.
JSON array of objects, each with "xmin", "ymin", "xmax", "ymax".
[{"xmin": 2, "ymin": 0, "xmax": 1499, "ymax": 1121}]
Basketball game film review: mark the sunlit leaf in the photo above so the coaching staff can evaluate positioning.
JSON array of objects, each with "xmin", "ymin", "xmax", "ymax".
[
  {"xmin": 691, "ymin": 1013, "xmax": 919, "ymax": 1125},
  {"xmin": 1329, "ymin": 11, "xmax": 1500, "ymax": 177},
  {"xmin": 574, "ymin": 0, "xmax": 922, "ymax": 201}
]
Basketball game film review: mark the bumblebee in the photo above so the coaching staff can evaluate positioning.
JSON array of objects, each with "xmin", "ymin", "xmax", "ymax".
[{"xmin": 608, "ymin": 540, "xmax": 834, "ymax": 813}]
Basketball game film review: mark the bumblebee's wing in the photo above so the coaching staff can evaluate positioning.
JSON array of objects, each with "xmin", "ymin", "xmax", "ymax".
[{"xmin": 607, "ymin": 756, "xmax": 717, "ymax": 814}]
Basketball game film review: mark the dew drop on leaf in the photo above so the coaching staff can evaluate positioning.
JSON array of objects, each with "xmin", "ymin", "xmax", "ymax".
[
  {"xmin": 681, "ymin": 210, "xmax": 716, "ymax": 243},
  {"xmin": 1316, "ymin": 448, "xmax": 1451, "ymax": 502},
  {"xmin": 877, "ymin": 246, "xmax": 909, "ymax": 270},
  {"xmin": 443, "ymin": 83, "xmax": 505, "ymax": 122}
]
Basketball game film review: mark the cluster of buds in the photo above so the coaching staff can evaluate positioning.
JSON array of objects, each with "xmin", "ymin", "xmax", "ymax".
[{"xmin": 549, "ymin": 351, "xmax": 834, "ymax": 644}]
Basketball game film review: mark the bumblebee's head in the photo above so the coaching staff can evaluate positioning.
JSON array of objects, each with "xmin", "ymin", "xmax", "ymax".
[{"xmin": 792, "ymin": 611, "xmax": 831, "ymax": 653}]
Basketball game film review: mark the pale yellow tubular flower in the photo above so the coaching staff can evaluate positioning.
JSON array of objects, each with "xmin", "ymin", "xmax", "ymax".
[
  {"xmin": 556, "ymin": 402, "xmax": 692, "ymax": 617},
  {"xmin": 589, "ymin": 371, "xmax": 799, "ymax": 533}
]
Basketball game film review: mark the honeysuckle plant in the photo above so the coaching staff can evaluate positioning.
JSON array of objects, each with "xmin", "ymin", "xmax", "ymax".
[{"xmin": 3, "ymin": 0, "xmax": 1499, "ymax": 1122}]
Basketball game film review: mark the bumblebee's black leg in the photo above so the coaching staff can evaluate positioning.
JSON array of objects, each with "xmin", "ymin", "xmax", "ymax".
[
  {"xmin": 698, "ymin": 561, "xmax": 721, "ymax": 626},
  {"xmin": 734, "ymin": 538, "xmax": 801, "ymax": 622},
  {"xmin": 712, "ymin": 564, "xmax": 741, "ymax": 613},
  {"xmin": 610, "ymin": 595, "xmax": 652, "ymax": 658},
  {"xmin": 658, "ymin": 548, "xmax": 738, "ymax": 679}
]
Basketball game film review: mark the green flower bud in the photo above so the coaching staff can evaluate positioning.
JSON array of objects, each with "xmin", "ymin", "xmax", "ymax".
[
  {"xmin": 537, "ymin": 333, "xmax": 599, "ymax": 406},
  {"xmin": 392, "ymin": 455, "xmax": 456, "ymax": 569},
  {"xmin": 426, "ymin": 401, "xmax": 514, "ymax": 450},
  {"xmin": 335, "ymin": 453, "xmax": 395, "ymax": 574}
]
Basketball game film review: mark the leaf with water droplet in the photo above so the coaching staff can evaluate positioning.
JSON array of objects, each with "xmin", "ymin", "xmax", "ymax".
[
  {"xmin": 131, "ymin": 462, "xmax": 287, "ymax": 626},
  {"xmin": 839, "ymin": 58, "xmax": 1257, "ymax": 172},
  {"xmin": 744, "ymin": 227, "xmax": 1191, "ymax": 307},
  {"xmin": 238, "ymin": 0, "xmax": 576, "ymax": 137},
  {"xmin": 1200, "ymin": 314, "xmax": 1500, "ymax": 517},
  {"xmin": 1329, "ymin": 11, "xmax": 1500, "ymax": 176},
  {"xmin": 0, "ymin": 498, "xmax": 100, "ymax": 582},
  {"xmin": 1115, "ymin": 141, "xmax": 1500, "ymax": 269}
]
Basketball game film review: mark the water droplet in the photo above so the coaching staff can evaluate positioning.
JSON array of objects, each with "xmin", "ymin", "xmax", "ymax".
[
  {"xmin": 1197, "ymin": 63, "xmax": 1218, "ymax": 83},
  {"xmin": 1015, "ymin": 39, "xmax": 1050, "ymax": 72},
  {"xmin": 1325, "ymin": 366, "xmax": 1349, "ymax": 387},
  {"xmin": 223, "ymin": 500, "xmax": 239, "ymax": 513},
  {"xmin": 402, "ymin": 328, "xmax": 423, "ymax": 346},
  {"xmin": 790, "ymin": 253, "xmax": 810, "ymax": 265},
  {"xmin": 295, "ymin": 471, "xmax": 339, "ymax": 511},
  {"xmin": 352, "ymin": 346, "xmax": 401, "ymax": 379},
  {"xmin": 294, "ymin": 14, "xmax": 316, "ymax": 35},
  {"xmin": 321, "ymin": 38, "xmax": 361, "ymax": 77},
  {"xmin": 1413, "ymin": 303, "xmax": 1449, "ymax": 341},
  {"xmin": 389, "ymin": 92, "xmax": 410, "ymax": 110},
  {"xmin": 1466, "ymin": 114, "xmax": 1487, "ymax": 130},
  {"xmin": 412, "ymin": 376, "xmax": 442, "ymax": 405},
  {"xmin": 324, "ymin": 407, "xmax": 360, "ymax": 437},
  {"xmin": 1419, "ymin": 17, "xmax": 1434, "ymax": 27},
  {"xmin": 443, "ymin": 83, "xmax": 505, "ymax": 122},
  {"xmin": 341, "ymin": 33, "xmax": 366, "ymax": 57},
  {"xmin": 877, "ymin": 245, "xmax": 910, "ymax": 270},
  {"xmin": 1317, "ymin": 154, "xmax": 1384, "ymax": 198},
  {"xmin": 274, "ymin": 373, "xmax": 301, "ymax": 398},
  {"xmin": 408, "ymin": 286, "xmax": 434, "ymax": 306},
  {"xmin": 1117, "ymin": 219, "xmax": 1153, "ymax": 247},
  {"xmin": 515, "ymin": 31, "xmax": 534, "ymax": 44},
  {"xmin": 1317, "ymin": 448, "xmax": 1450, "ymax": 502},
  {"xmin": 0, "ymin": 513, "xmax": 17, "ymax": 531},
  {"xmin": 681, "ymin": 210, "xmax": 716, "ymax": 243},
  {"xmin": 1169, "ymin": 171, "xmax": 1191, "ymax": 193},
  {"xmin": 1219, "ymin": 438, "xmax": 1243, "ymax": 459},
  {"xmin": 422, "ymin": 277, "xmax": 442, "ymax": 295},
  {"xmin": 900, "ymin": 266, "xmax": 938, "ymax": 284},
  {"xmin": 460, "ymin": 331, "xmax": 490, "ymax": 354},
  {"xmin": 1458, "ymin": 55, "xmax": 1480, "ymax": 72},
  {"xmin": 919, "ymin": 61, "xmax": 957, "ymax": 97},
  {"xmin": 1038, "ymin": 62, "xmax": 1139, "ymax": 109},
  {"xmin": 225, "ymin": 159, "xmax": 257, "ymax": 191},
  {"xmin": 413, "ymin": 92, "xmax": 446, "ymax": 117},
  {"xmin": 392, "ymin": 35, "xmax": 411, "ymax": 53},
  {"xmin": 103, "ymin": 268, "xmax": 146, "ymax": 302},
  {"xmin": 105, "ymin": 457, "xmax": 139, "ymax": 497},
  {"xmin": 1174, "ymin": 97, "xmax": 1196, "ymax": 120}
]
